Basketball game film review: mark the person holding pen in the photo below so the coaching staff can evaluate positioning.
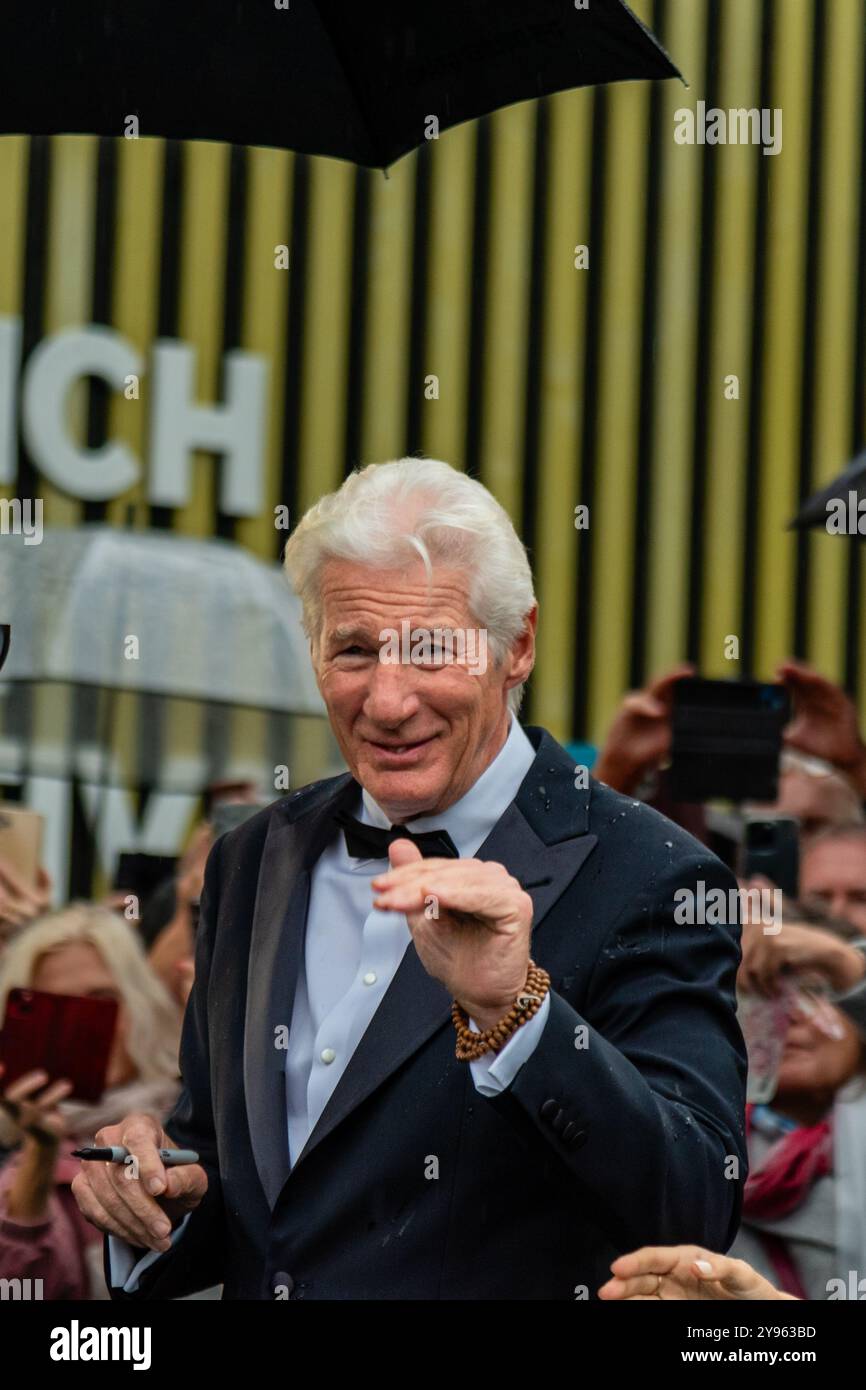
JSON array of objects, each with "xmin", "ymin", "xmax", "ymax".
[{"xmin": 71, "ymin": 459, "xmax": 748, "ymax": 1301}]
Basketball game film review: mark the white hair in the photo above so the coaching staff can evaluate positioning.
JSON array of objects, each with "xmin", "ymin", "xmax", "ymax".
[{"xmin": 282, "ymin": 457, "xmax": 537, "ymax": 715}]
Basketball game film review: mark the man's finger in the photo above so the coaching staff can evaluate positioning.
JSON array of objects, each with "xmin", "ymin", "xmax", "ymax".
[
  {"xmin": 114, "ymin": 1116, "xmax": 169, "ymax": 1195},
  {"xmin": 387, "ymin": 838, "xmax": 423, "ymax": 869},
  {"xmin": 372, "ymin": 856, "xmax": 463, "ymax": 886},
  {"xmin": 74, "ymin": 1170, "xmax": 172, "ymax": 1251},
  {"xmin": 161, "ymin": 1163, "xmax": 208, "ymax": 1206},
  {"xmin": 376, "ymin": 870, "xmax": 526, "ymax": 921}
]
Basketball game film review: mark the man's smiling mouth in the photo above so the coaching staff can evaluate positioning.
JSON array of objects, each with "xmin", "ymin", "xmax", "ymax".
[{"xmin": 365, "ymin": 735, "xmax": 437, "ymax": 757}]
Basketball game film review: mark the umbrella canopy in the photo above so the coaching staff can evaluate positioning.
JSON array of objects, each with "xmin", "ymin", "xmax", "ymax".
[
  {"xmin": 788, "ymin": 451, "xmax": 866, "ymax": 539},
  {"xmin": 0, "ymin": 526, "xmax": 324, "ymax": 714},
  {"xmin": 0, "ymin": 1, "xmax": 681, "ymax": 169}
]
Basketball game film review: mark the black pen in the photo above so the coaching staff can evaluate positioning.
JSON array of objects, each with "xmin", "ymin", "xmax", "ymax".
[{"xmin": 72, "ymin": 1146, "xmax": 199, "ymax": 1166}]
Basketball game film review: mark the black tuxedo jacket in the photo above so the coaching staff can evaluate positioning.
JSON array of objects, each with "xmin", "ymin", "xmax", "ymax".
[{"xmin": 108, "ymin": 725, "xmax": 748, "ymax": 1300}]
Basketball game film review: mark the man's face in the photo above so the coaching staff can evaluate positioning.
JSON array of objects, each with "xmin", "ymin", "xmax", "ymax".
[
  {"xmin": 800, "ymin": 836, "xmax": 866, "ymax": 933},
  {"xmin": 312, "ymin": 558, "xmax": 535, "ymax": 822}
]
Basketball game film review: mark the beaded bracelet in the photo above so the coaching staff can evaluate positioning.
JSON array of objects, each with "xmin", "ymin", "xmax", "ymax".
[{"xmin": 451, "ymin": 961, "xmax": 551, "ymax": 1061}]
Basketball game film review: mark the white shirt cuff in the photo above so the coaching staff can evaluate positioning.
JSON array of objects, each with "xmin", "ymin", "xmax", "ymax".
[
  {"xmin": 107, "ymin": 1212, "xmax": 192, "ymax": 1293},
  {"xmin": 468, "ymin": 992, "xmax": 551, "ymax": 1096}
]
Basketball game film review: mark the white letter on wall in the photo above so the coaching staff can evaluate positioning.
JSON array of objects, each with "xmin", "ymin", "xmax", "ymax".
[
  {"xmin": 21, "ymin": 327, "xmax": 143, "ymax": 498},
  {"xmin": 148, "ymin": 341, "xmax": 268, "ymax": 516}
]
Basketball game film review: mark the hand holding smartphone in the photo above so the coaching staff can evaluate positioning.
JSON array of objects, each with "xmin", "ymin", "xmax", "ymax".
[{"xmin": 0, "ymin": 988, "xmax": 118, "ymax": 1103}]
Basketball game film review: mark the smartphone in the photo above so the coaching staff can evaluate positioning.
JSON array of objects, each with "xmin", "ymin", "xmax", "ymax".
[
  {"xmin": 0, "ymin": 805, "xmax": 44, "ymax": 888},
  {"xmin": 0, "ymin": 988, "xmax": 118, "ymax": 1102},
  {"xmin": 670, "ymin": 677, "xmax": 791, "ymax": 802},
  {"xmin": 742, "ymin": 816, "xmax": 799, "ymax": 899},
  {"xmin": 112, "ymin": 851, "xmax": 178, "ymax": 904}
]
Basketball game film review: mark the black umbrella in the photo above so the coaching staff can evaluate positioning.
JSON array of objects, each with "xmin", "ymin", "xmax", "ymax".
[
  {"xmin": 789, "ymin": 450, "xmax": 866, "ymax": 539},
  {"xmin": 2, "ymin": 1, "xmax": 681, "ymax": 169}
]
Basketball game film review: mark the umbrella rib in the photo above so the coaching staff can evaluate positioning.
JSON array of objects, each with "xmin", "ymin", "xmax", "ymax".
[{"xmin": 314, "ymin": 3, "xmax": 388, "ymax": 167}]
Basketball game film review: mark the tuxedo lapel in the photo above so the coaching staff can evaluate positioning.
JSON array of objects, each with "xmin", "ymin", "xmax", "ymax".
[
  {"xmin": 243, "ymin": 774, "xmax": 355, "ymax": 1209},
  {"xmin": 288, "ymin": 726, "xmax": 598, "ymax": 1175}
]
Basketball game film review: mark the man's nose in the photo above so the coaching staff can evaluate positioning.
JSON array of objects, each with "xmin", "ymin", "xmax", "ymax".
[
  {"xmin": 830, "ymin": 891, "xmax": 850, "ymax": 921},
  {"xmin": 363, "ymin": 658, "xmax": 420, "ymax": 724}
]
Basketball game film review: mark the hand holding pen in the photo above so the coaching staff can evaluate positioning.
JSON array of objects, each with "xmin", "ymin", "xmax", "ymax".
[{"xmin": 70, "ymin": 1112, "xmax": 209, "ymax": 1254}]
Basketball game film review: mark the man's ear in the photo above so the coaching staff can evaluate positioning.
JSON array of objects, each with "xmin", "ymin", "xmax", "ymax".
[{"xmin": 506, "ymin": 605, "xmax": 538, "ymax": 688}]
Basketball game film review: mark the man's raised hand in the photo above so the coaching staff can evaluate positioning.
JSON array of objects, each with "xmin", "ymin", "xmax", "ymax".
[{"xmin": 371, "ymin": 838, "xmax": 533, "ymax": 1030}]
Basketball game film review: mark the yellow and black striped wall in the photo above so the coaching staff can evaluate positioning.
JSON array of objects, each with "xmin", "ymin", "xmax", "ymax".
[{"xmin": 1, "ymin": 0, "xmax": 865, "ymax": 881}]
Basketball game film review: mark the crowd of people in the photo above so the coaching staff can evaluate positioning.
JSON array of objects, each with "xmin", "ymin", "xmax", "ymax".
[
  {"xmin": 0, "ymin": 802, "xmax": 227, "ymax": 1297},
  {"xmin": 1, "ymin": 660, "xmax": 865, "ymax": 1301}
]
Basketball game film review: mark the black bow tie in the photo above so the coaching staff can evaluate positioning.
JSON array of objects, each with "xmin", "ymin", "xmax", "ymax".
[{"xmin": 333, "ymin": 808, "xmax": 459, "ymax": 861}]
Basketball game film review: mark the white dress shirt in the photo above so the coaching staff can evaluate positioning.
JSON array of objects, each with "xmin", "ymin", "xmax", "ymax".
[{"xmin": 109, "ymin": 714, "xmax": 550, "ymax": 1291}]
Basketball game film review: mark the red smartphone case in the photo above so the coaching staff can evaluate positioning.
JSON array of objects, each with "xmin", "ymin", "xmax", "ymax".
[{"xmin": 0, "ymin": 988, "xmax": 118, "ymax": 1102}]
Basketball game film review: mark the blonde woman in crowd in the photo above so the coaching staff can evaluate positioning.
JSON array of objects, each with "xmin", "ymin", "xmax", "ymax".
[{"xmin": 0, "ymin": 903, "xmax": 181, "ymax": 1298}]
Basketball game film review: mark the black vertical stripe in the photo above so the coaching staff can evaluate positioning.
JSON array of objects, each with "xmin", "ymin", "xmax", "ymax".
[
  {"xmin": 739, "ymin": 0, "xmax": 774, "ymax": 677},
  {"xmin": 792, "ymin": 1, "xmax": 827, "ymax": 657},
  {"xmin": 343, "ymin": 165, "xmax": 371, "ymax": 477},
  {"xmin": 69, "ymin": 778, "xmax": 97, "ymax": 900},
  {"xmin": 685, "ymin": 0, "xmax": 722, "ymax": 664},
  {"xmin": 215, "ymin": 142, "xmax": 247, "ymax": 542},
  {"xmin": 630, "ymin": 0, "xmax": 667, "ymax": 688},
  {"xmin": 277, "ymin": 150, "xmax": 310, "ymax": 823},
  {"xmin": 148, "ymin": 138, "xmax": 184, "ymax": 532},
  {"xmin": 83, "ymin": 136, "xmax": 118, "ymax": 525},
  {"xmin": 276, "ymin": 153, "xmax": 309, "ymax": 559},
  {"xmin": 520, "ymin": 98, "xmax": 549, "ymax": 722},
  {"xmin": 464, "ymin": 115, "xmax": 492, "ymax": 478},
  {"xmin": 16, "ymin": 136, "xmax": 50, "ymax": 502},
  {"xmin": 8, "ymin": 137, "xmax": 51, "ymax": 780},
  {"xmin": 843, "ymin": 41, "xmax": 866, "ymax": 696},
  {"xmin": 137, "ymin": 139, "xmax": 185, "ymax": 793},
  {"xmin": 75, "ymin": 136, "xmax": 119, "ymax": 847},
  {"xmin": 404, "ymin": 141, "xmax": 432, "ymax": 455},
  {"xmin": 571, "ymin": 87, "xmax": 608, "ymax": 740},
  {"xmin": 206, "ymin": 144, "xmax": 248, "ymax": 778}
]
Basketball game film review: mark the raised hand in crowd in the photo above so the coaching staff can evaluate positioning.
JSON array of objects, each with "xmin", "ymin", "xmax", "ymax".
[
  {"xmin": 598, "ymin": 1245, "xmax": 797, "ymax": 1301},
  {"xmin": 593, "ymin": 664, "xmax": 695, "ymax": 795},
  {"xmin": 737, "ymin": 874, "xmax": 866, "ymax": 998},
  {"xmin": 778, "ymin": 660, "xmax": 866, "ymax": 797},
  {"xmin": 0, "ymin": 1062, "xmax": 73, "ymax": 1220},
  {"xmin": 0, "ymin": 857, "xmax": 52, "ymax": 943}
]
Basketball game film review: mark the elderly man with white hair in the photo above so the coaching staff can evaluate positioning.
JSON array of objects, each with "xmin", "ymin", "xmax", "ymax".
[{"xmin": 74, "ymin": 457, "xmax": 748, "ymax": 1301}]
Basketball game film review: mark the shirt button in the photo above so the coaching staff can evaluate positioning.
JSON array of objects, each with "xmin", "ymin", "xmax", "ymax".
[
  {"xmin": 362, "ymin": 971, "xmax": 377, "ymax": 985},
  {"xmin": 320, "ymin": 1048, "xmax": 336, "ymax": 1064}
]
